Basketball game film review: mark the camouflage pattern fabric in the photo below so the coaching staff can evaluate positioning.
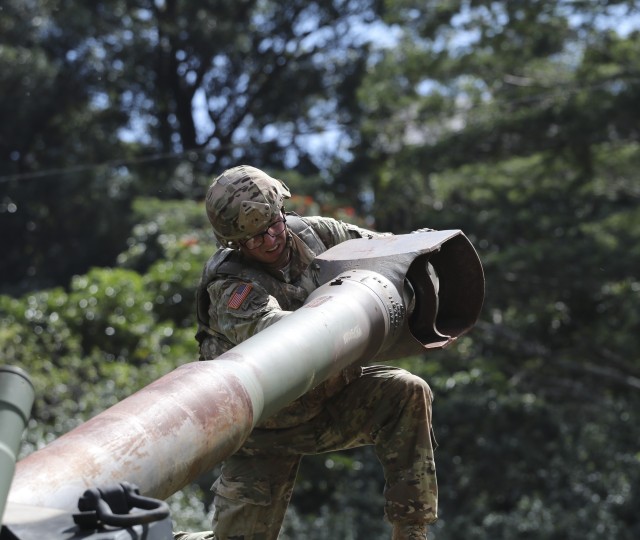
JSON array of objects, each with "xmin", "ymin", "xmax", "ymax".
[{"xmin": 184, "ymin": 215, "xmax": 438, "ymax": 539}]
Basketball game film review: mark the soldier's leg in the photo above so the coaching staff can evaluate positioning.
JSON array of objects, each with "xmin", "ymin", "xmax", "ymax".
[
  {"xmin": 208, "ymin": 449, "xmax": 302, "ymax": 540},
  {"xmin": 174, "ymin": 365, "xmax": 435, "ymax": 539},
  {"xmin": 315, "ymin": 365, "xmax": 438, "ymax": 528},
  {"xmin": 175, "ymin": 409, "xmax": 327, "ymax": 540}
]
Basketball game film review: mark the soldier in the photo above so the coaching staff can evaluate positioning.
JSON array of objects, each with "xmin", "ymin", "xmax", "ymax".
[{"xmin": 174, "ymin": 165, "xmax": 438, "ymax": 540}]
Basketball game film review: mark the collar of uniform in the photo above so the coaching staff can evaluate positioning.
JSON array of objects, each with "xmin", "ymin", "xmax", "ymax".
[
  {"xmin": 289, "ymin": 230, "xmax": 316, "ymax": 270},
  {"xmin": 264, "ymin": 230, "xmax": 315, "ymax": 284}
]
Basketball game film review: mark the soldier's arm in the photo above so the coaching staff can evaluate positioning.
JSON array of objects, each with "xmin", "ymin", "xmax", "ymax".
[
  {"xmin": 302, "ymin": 216, "xmax": 390, "ymax": 247},
  {"xmin": 207, "ymin": 278, "xmax": 292, "ymax": 346}
]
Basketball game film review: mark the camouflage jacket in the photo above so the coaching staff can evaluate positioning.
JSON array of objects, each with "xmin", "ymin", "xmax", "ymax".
[{"xmin": 195, "ymin": 213, "xmax": 382, "ymax": 428}]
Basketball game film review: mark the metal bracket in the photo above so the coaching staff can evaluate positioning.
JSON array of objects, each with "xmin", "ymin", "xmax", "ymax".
[{"xmin": 73, "ymin": 482, "xmax": 169, "ymax": 530}]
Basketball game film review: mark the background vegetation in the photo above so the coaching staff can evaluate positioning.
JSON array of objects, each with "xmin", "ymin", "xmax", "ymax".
[{"xmin": 1, "ymin": 1, "xmax": 639, "ymax": 538}]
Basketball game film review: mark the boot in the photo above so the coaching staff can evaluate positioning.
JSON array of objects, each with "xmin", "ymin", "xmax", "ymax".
[{"xmin": 391, "ymin": 522, "xmax": 428, "ymax": 540}]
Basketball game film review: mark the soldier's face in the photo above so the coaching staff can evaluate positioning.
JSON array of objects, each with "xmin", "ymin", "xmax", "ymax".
[{"xmin": 239, "ymin": 213, "xmax": 290, "ymax": 267}]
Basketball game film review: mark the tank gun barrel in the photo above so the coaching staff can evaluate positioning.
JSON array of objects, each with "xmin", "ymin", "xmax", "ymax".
[
  {"xmin": 7, "ymin": 230, "xmax": 483, "ymax": 514},
  {"xmin": 0, "ymin": 366, "xmax": 35, "ymax": 526}
]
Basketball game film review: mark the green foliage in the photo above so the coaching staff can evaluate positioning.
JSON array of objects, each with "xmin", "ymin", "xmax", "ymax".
[
  {"xmin": 117, "ymin": 197, "xmax": 212, "ymax": 326},
  {"xmin": 0, "ymin": 270, "xmax": 193, "ymax": 440},
  {"xmin": 0, "ymin": 0, "xmax": 140, "ymax": 293},
  {"xmin": 0, "ymin": 198, "xmax": 211, "ymax": 457},
  {"xmin": 341, "ymin": 3, "xmax": 640, "ymax": 536},
  {"xmin": 0, "ymin": 0, "xmax": 382, "ymax": 293},
  {"xmin": 351, "ymin": 2, "xmax": 640, "ymax": 231}
]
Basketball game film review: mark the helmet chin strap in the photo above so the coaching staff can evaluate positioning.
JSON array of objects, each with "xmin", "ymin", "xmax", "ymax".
[{"xmin": 214, "ymin": 233, "xmax": 239, "ymax": 250}]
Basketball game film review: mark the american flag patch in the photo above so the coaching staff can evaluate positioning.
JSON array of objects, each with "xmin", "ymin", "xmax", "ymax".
[{"xmin": 228, "ymin": 283, "xmax": 253, "ymax": 309}]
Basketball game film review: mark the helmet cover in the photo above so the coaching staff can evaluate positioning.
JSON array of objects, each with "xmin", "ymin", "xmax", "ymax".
[{"xmin": 205, "ymin": 165, "xmax": 291, "ymax": 244}]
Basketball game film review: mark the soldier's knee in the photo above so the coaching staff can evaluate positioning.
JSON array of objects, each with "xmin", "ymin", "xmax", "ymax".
[{"xmin": 394, "ymin": 370, "xmax": 433, "ymax": 405}]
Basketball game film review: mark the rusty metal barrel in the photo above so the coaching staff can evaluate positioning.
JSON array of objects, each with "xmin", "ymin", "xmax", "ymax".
[{"xmin": 7, "ymin": 230, "xmax": 483, "ymax": 514}]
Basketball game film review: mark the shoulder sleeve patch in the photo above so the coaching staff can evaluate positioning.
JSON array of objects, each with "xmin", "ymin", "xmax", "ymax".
[{"xmin": 228, "ymin": 283, "xmax": 253, "ymax": 310}]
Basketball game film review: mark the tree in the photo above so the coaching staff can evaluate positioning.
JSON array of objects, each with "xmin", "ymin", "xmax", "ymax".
[
  {"xmin": 341, "ymin": 1, "xmax": 640, "ymax": 537},
  {"xmin": 0, "ymin": 0, "xmax": 384, "ymax": 293},
  {"xmin": 0, "ymin": 0, "xmax": 136, "ymax": 294},
  {"xmin": 346, "ymin": 0, "xmax": 640, "ymax": 231}
]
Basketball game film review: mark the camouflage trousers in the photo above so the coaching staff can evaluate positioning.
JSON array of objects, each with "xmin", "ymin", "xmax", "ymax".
[{"xmin": 174, "ymin": 365, "xmax": 437, "ymax": 540}]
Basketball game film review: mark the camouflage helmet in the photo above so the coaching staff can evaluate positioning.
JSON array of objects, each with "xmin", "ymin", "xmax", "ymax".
[{"xmin": 205, "ymin": 165, "xmax": 291, "ymax": 245}]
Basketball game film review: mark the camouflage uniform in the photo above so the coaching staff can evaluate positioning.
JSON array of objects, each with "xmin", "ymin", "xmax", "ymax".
[{"xmin": 178, "ymin": 213, "xmax": 438, "ymax": 540}]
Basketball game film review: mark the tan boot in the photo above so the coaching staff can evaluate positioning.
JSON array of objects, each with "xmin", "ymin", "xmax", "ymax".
[{"xmin": 391, "ymin": 522, "xmax": 428, "ymax": 540}]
